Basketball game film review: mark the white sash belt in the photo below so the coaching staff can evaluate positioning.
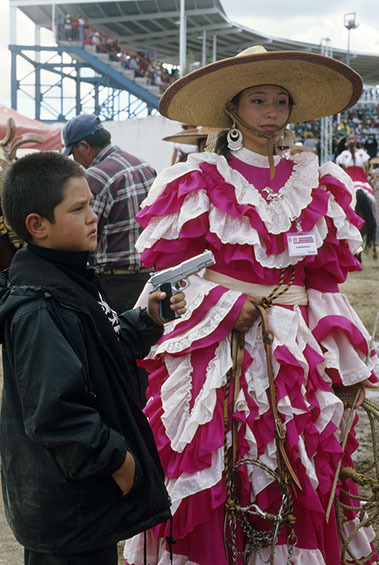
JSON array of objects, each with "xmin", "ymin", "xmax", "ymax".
[{"xmin": 203, "ymin": 269, "xmax": 308, "ymax": 306}]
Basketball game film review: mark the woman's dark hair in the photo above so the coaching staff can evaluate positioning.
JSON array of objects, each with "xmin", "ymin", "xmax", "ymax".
[
  {"xmin": 347, "ymin": 138, "xmax": 357, "ymax": 165},
  {"xmin": 214, "ymin": 87, "xmax": 294, "ymax": 159},
  {"xmin": 215, "ymin": 92, "xmax": 242, "ymax": 159},
  {"xmin": 1, "ymin": 151, "xmax": 85, "ymax": 242}
]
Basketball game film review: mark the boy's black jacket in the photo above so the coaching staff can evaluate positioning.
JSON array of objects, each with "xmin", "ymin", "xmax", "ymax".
[{"xmin": 0, "ymin": 247, "xmax": 171, "ymax": 552}]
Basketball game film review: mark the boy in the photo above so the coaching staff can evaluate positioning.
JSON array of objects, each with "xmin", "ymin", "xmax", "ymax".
[{"xmin": 0, "ymin": 152, "xmax": 185, "ymax": 565}]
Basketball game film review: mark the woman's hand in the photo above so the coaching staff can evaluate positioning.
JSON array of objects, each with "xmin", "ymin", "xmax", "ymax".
[
  {"xmin": 147, "ymin": 290, "xmax": 186, "ymax": 325},
  {"xmin": 335, "ymin": 378, "xmax": 379, "ymax": 409},
  {"xmin": 112, "ymin": 451, "xmax": 136, "ymax": 496},
  {"xmin": 234, "ymin": 296, "xmax": 260, "ymax": 332}
]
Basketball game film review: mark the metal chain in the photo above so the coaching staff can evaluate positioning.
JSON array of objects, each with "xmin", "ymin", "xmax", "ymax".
[{"xmin": 224, "ymin": 458, "xmax": 297, "ymax": 564}]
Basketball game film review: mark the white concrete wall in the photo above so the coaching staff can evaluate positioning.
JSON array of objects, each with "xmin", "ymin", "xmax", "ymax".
[{"xmin": 103, "ymin": 114, "xmax": 186, "ymax": 174}]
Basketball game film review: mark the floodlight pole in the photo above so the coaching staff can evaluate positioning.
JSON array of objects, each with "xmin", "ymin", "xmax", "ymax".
[
  {"xmin": 320, "ymin": 38, "xmax": 333, "ymax": 164},
  {"xmin": 344, "ymin": 12, "xmax": 358, "ymax": 67},
  {"xmin": 179, "ymin": 0, "xmax": 187, "ymax": 77}
]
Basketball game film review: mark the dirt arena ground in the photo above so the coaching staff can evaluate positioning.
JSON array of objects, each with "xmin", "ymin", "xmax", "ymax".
[{"xmin": 0, "ymin": 251, "xmax": 378, "ymax": 564}]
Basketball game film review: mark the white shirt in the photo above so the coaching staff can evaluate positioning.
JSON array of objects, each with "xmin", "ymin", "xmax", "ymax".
[{"xmin": 336, "ymin": 149, "xmax": 370, "ymax": 168}]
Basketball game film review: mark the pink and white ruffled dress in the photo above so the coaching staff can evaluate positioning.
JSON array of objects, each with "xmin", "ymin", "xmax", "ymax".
[
  {"xmin": 124, "ymin": 148, "xmax": 378, "ymax": 565},
  {"xmin": 336, "ymin": 149, "xmax": 375, "ymax": 203}
]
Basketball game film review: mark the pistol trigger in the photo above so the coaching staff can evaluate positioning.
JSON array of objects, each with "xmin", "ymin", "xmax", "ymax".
[{"xmin": 174, "ymin": 279, "xmax": 188, "ymax": 291}]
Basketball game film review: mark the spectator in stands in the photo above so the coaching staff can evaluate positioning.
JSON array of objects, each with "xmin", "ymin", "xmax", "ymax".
[
  {"xmin": 120, "ymin": 52, "xmax": 129, "ymax": 69},
  {"xmin": 56, "ymin": 15, "xmax": 64, "ymax": 41},
  {"xmin": 71, "ymin": 15, "xmax": 79, "ymax": 40},
  {"xmin": 64, "ymin": 15, "xmax": 72, "ymax": 40},
  {"xmin": 62, "ymin": 114, "xmax": 156, "ymax": 314},
  {"xmin": 78, "ymin": 15, "xmax": 86, "ymax": 42},
  {"xmin": 91, "ymin": 31, "xmax": 101, "ymax": 52},
  {"xmin": 129, "ymin": 56, "xmax": 143, "ymax": 78},
  {"xmin": 84, "ymin": 21, "xmax": 91, "ymax": 46}
]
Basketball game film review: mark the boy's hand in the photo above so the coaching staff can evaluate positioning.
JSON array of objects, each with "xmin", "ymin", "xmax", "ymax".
[
  {"xmin": 112, "ymin": 451, "xmax": 136, "ymax": 496},
  {"xmin": 147, "ymin": 290, "xmax": 186, "ymax": 325}
]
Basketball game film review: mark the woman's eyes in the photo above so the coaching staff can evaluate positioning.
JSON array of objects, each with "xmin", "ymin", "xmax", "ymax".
[{"xmin": 250, "ymin": 98, "xmax": 288, "ymax": 106}]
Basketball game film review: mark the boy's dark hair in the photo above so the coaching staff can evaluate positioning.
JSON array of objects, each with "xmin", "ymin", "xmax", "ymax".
[{"xmin": 1, "ymin": 151, "xmax": 85, "ymax": 242}]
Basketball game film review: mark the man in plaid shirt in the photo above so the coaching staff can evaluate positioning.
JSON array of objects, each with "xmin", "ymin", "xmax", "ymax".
[{"xmin": 62, "ymin": 114, "xmax": 155, "ymax": 313}]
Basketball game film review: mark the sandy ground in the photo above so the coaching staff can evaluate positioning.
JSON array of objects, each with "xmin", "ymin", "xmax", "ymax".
[{"xmin": 0, "ymin": 251, "xmax": 378, "ymax": 564}]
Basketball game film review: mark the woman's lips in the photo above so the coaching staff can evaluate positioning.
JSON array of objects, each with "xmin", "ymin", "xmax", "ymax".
[{"xmin": 260, "ymin": 124, "xmax": 279, "ymax": 131}]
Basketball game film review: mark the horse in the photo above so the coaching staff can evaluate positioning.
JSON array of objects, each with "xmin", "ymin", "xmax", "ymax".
[
  {"xmin": 0, "ymin": 117, "xmax": 44, "ymax": 271},
  {"xmin": 354, "ymin": 188, "xmax": 377, "ymax": 262}
]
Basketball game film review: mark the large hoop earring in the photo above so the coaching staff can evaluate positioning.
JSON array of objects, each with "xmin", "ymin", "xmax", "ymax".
[
  {"xmin": 277, "ymin": 128, "xmax": 296, "ymax": 152},
  {"xmin": 227, "ymin": 123, "xmax": 243, "ymax": 151}
]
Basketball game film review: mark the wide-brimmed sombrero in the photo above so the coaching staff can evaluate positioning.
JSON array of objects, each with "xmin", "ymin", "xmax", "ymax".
[
  {"xmin": 159, "ymin": 46, "xmax": 363, "ymax": 127},
  {"xmin": 162, "ymin": 126, "xmax": 223, "ymax": 145}
]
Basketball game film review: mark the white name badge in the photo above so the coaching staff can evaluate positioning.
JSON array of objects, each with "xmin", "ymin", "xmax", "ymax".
[{"xmin": 287, "ymin": 232, "xmax": 318, "ymax": 257}]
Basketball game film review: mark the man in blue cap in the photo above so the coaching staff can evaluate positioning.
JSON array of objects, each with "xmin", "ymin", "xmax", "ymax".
[{"xmin": 62, "ymin": 113, "xmax": 155, "ymax": 315}]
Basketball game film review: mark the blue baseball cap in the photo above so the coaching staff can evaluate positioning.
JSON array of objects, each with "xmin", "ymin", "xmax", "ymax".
[{"xmin": 62, "ymin": 114, "xmax": 104, "ymax": 155}]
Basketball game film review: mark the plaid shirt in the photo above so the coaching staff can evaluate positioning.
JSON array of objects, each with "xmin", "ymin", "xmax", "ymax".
[{"xmin": 86, "ymin": 144, "xmax": 156, "ymax": 271}]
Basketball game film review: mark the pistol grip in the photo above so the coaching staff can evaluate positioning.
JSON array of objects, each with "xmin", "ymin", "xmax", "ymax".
[{"xmin": 160, "ymin": 282, "xmax": 178, "ymax": 321}]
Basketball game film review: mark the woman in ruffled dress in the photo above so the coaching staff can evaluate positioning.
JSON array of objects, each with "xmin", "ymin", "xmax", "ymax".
[
  {"xmin": 124, "ymin": 46, "xmax": 378, "ymax": 565},
  {"xmin": 336, "ymin": 136, "xmax": 376, "ymax": 204}
]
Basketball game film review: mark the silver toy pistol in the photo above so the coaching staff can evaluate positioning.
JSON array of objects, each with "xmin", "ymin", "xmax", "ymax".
[{"xmin": 148, "ymin": 250, "xmax": 216, "ymax": 321}]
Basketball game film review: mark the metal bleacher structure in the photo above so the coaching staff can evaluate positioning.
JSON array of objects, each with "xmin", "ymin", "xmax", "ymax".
[{"xmin": 8, "ymin": 0, "xmax": 379, "ymax": 161}]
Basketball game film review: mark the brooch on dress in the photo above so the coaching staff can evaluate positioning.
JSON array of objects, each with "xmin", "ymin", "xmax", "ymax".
[{"xmin": 262, "ymin": 187, "xmax": 284, "ymax": 201}]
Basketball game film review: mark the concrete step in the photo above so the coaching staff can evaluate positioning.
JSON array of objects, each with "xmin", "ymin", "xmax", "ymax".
[
  {"xmin": 146, "ymin": 85, "xmax": 160, "ymax": 96},
  {"xmin": 121, "ymin": 69, "xmax": 135, "ymax": 79},
  {"xmin": 84, "ymin": 44, "xmax": 97, "ymax": 53},
  {"xmin": 135, "ymin": 76, "xmax": 148, "ymax": 88}
]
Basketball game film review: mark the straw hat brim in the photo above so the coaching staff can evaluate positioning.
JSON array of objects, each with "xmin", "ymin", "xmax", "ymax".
[
  {"xmin": 159, "ymin": 51, "xmax": 363, "ymax": 127},
  {"xmin": 162, "ymin": 128, "xmax": 223, "ymax": 145},
  {"xmin": 162, "ymin": 130, "xmax": 207, "ymax": 145}
]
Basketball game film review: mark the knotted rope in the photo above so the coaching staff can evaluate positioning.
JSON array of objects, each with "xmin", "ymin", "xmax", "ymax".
[{"xmin": 333, "ymin": 389, "xmax": 379, "ymax": 564}]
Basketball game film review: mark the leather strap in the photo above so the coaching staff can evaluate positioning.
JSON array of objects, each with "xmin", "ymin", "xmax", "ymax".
[
  {"xmin": 230, "ymin": 330, "xmax": 245, "ymax": 466},
  {"xmin": 255, "ymin": 304, "xmax": 302, "ymax": 491}
]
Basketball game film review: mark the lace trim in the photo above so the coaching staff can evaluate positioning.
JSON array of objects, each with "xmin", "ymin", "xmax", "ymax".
[
  {"xmin": 193, "ymin": 150, "xmax": 320, "ymax": 234},
  {"xmin": 166, "ymin": 448, "xmax": 224, "ymax": 515},
  {"xmin": 162, "ymin": 340, "xmax": 231, "ymax": 452},
  {"xmin": 326, "ymin": 193, "xmax": 363, "ymax": 254},
  {"xmin": 142, "ymin": 150, "xmax": 320, "ymax": 234},
  {"xmin": 320, "ymin": 161, "xmax": 357, "ymax": 206},
  {"xmin": 307, "ymin": 289, "xmax": 379, "ymax": 385},
  {"xmin": 136, "ymin": 190, "xmax": 209, "ymax": 252},
  {"xmin": 153, "ymin": 288, "xmax": 242, "ymax": 356},
  {"xmin": 143, "ymin": 160, "xmax": 202, "ymax": 207}
]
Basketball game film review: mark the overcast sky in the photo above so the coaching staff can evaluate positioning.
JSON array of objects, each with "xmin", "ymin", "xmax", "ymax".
[{"xmin": 0, "ymin": 0, "xmax": 378, "ymax": 110}]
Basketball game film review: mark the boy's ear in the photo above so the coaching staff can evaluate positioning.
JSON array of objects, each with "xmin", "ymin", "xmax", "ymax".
[{"xmin": 25, "ymin": 213, "xmax": 49, "ymax": 240}]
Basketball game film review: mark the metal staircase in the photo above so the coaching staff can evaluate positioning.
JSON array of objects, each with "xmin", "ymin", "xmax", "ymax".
[{"xmin": 10, "ymin": 22, "xmax": 174, "ymax": 122}]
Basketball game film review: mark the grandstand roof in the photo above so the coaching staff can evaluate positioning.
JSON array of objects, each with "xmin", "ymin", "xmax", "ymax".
[{"xmin": 12, "ymin": 0, "xmax": 379, "ymax": 85}]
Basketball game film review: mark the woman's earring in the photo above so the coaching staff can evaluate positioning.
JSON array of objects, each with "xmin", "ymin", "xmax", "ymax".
[
  {"xmin": 279, "ymin": 128, "xmax": 296, "ymax": 151},
  {"xmin": 227, "ymin": 123, "xmax": 243, "ymax": 151}
]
